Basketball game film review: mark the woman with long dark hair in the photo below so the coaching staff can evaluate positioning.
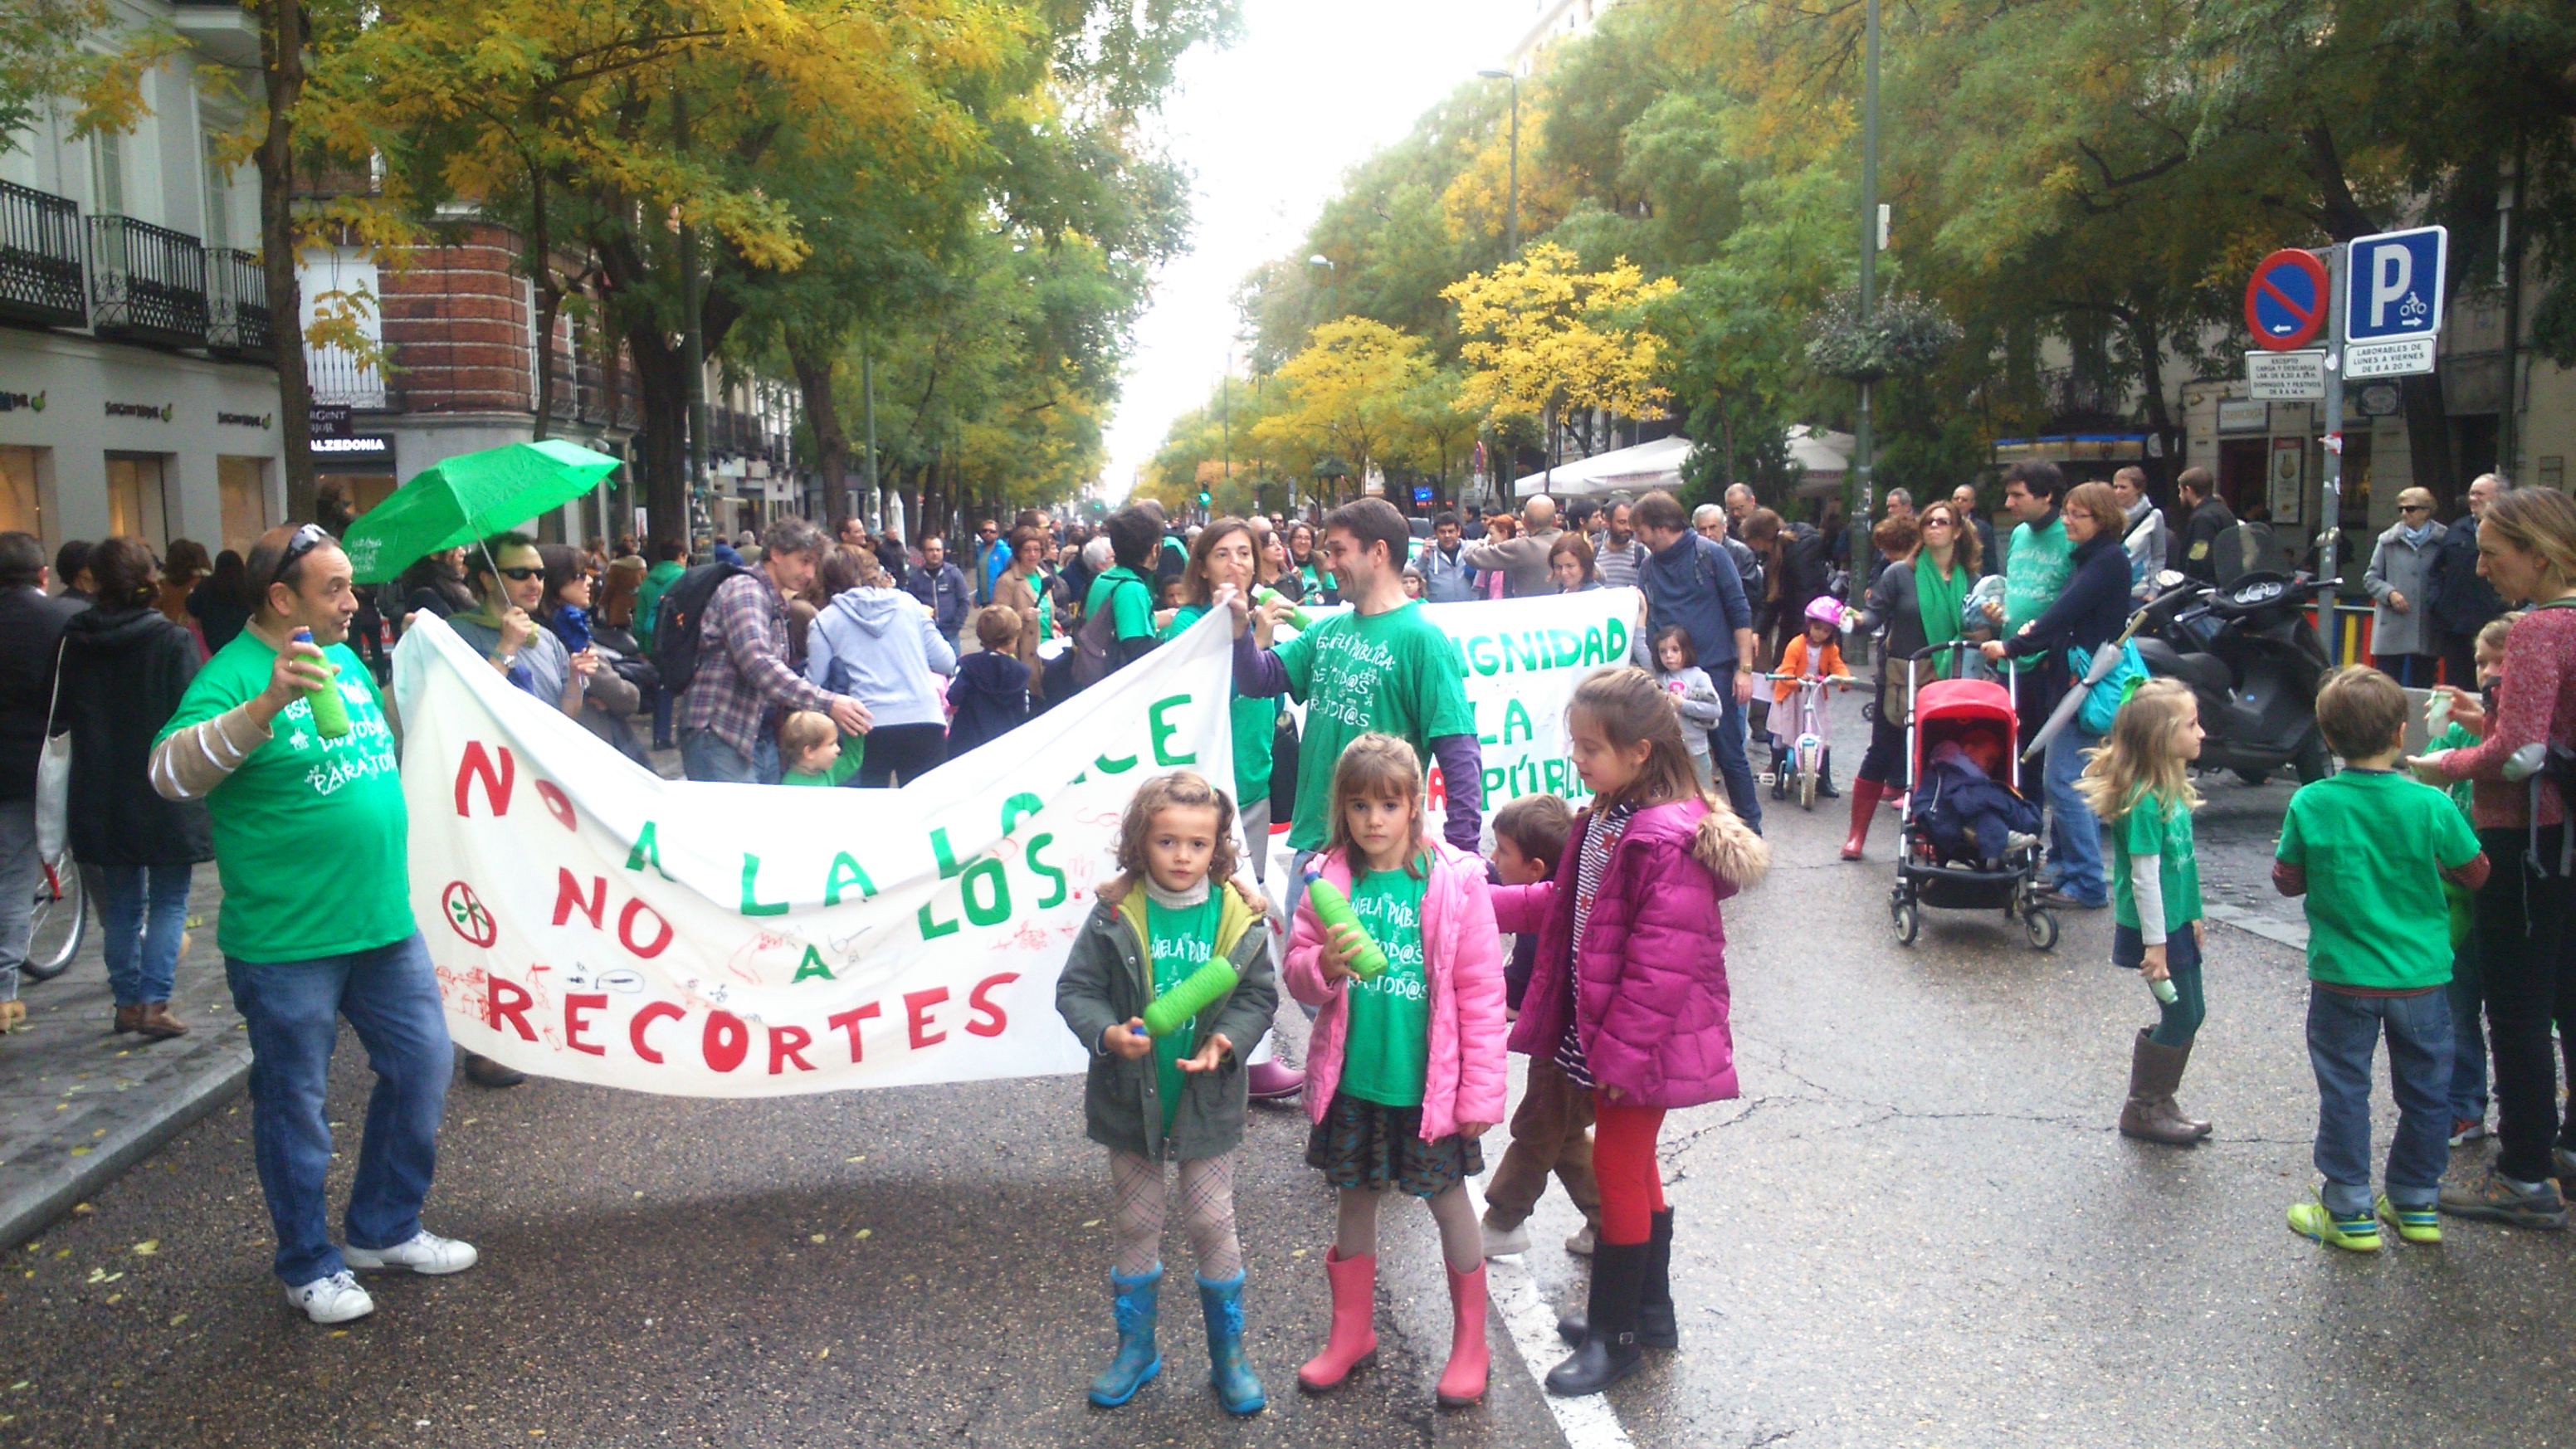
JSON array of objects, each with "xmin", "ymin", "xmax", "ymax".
[
  {"xmin": 188, "ymin": 549, "xmax": 256, "ymax": 655},
  {"xmin": 58, "ymin": 537, "xmax": 211, "ymax": 1037}
]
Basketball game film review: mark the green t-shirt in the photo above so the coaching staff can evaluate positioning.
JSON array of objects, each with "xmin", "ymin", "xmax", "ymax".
[
  {"xmin": 2431, "ymin": 721, "xmax": 2480, "ymax": 944},
  {"xmin": 1273, "ymin": 602, "xmax": 1475, "ymax": 850},
  {"xmin": 1163, "ymin": 603, "xmax": 1281, "ymax": 803},
  {"xmin": 1145, "ymin": 892, "xmax": 1225, "ymax": 1133},
  {"xmin": 2110, "ymin": 789, "xmax": 2201, "ymax": 936},
  {"xmin": 781, "ymin": 735, "xmax": 864, "ymax": 787},
  {"xmin": 1338, "ymin": 863, "xmax": 1430, "ymax": 1108},
  {"xmin": 2001, "ymin": 515, "xmax": 2071, "ymax": 673},
  {"xmin": 1086, "ymin": 566, "xmax": 1155, "ymax": 642},
  {"xmin": 158, "ymin": 629, "xmax": 412, "ymax": 964},
  {"xmin": 2277, "ymin": 768, "xmax": 2483, "ymax": 989}
]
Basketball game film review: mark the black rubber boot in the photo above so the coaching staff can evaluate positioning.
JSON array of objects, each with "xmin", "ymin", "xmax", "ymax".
[
  {"xmin": 1556, "ymin": 1210, "xmax": 1676, "ymax": 1349},
  {"xmin": 1817, "ymin": 747, "xmax": 1841, "ymax": 798},
  {"xmin": 1544, "ymin": 1240, "xmax": 1649, "ymax": 1396},
  {"xmin": 1769, "ymin": 744, "xmax": 1788, "ymax": 801}
]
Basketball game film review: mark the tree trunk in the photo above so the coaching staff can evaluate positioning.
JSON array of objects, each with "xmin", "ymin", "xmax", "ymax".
[
  {"xmin": 788, "ymin": 334, "xmax": 849, "ymax": 519},
  {"xmin": 255, "ymin": 0, "xmax": 315, "ymax": 523},
  {"xmin": 623, "ymin": 319, "xmax": 689, "ymax": 549},
  {"xmin": 525, "ymin": 173, "xmax": 559, "ymax": 442}
]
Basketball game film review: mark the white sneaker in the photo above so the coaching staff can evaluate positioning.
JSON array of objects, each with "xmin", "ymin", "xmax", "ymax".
[
  {"xmin": 287, "ymin": 1270, "xmax": 376, "ymax": 1325},
  {"xmin": 1481, "ymin": 1212, "xmax": 1531, "ymax": 1257},
  {"xmin": 343, "ymin": 1230, "xmax": 479, "ymax": 1276},
  {"xmin": 1564, "ymin": 1223, "xmax": 1597, "ymax": 1256},
  {"xmin": 2006, "ymin": 832, "xmax": 2041, "ymax": 856}
]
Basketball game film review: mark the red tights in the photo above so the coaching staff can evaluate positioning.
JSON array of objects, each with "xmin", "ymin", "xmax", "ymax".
[{"xmin": 1591, "ymin": 1098, "xmax": 1668, "ymax": 1246}]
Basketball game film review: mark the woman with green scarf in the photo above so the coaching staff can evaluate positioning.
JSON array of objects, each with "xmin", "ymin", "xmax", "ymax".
[{"xmin": 1842, "ymin": 500, "xmax": 1982, "ymax": 860}]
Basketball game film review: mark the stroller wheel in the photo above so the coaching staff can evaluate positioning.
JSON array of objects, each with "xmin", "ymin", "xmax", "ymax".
[
  {"xmin": 2025, "ymin": 908, "xmax": 2059, "ymax": 952},
  {"xmin": 1891, "ymin": 895, "xmax": 1920, "ymax": 946}
]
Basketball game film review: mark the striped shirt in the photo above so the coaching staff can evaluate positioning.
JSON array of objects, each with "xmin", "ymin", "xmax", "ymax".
[{"xmin": 1554, "ymin": 802, "xmax": 1634, "ymax": 1088}]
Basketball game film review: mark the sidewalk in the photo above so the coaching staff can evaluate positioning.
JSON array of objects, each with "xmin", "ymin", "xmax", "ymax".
[{"xmin": 0, "ymin": 864, "xmax": 249, "ymax": 1249}]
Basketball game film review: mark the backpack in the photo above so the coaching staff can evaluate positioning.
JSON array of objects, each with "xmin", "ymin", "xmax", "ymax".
[
  {"xmin": 1069, "ymin": 574, "xmax": 1148, "ymax": 694},
  {"xmin": 649, "ymin": 562, "xmax": 751, "ymax": 695}
]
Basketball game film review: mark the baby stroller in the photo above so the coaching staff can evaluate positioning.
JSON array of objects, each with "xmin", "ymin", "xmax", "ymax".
[{"xmin": 1889, "ymin": 642, "xmax": 2057, "ymax": 951}]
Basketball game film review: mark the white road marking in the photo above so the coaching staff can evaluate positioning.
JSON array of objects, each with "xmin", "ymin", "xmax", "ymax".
[{"xmin": 1464, "ymin": 1174, "xmax": 1637, "ymax": 1449}]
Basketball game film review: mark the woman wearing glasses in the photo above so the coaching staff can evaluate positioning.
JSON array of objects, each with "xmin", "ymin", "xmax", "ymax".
[
  {"xmin": 448, "ymin": 533, "xmax": 596, "ymax": 720},
  {"xmin": 2366, "ymin": 487, "xmax": 2447, "ymax": 688}
]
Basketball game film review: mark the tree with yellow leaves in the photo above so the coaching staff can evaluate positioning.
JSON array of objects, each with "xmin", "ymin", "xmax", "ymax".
[
  {"xmin": 1442, "ymin": 242, "xmax": 1676, "ymax": 483},
  {"xmin": 1249, "ymin": 317, "xmax": 1433, "ymax": 506}
]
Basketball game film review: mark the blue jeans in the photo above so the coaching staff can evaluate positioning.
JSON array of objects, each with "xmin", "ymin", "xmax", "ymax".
[
  {"xmin": 681, "ymin": 727, "xmax": 780, "ymax": 784},
  {"xmin": 2042, "ymin": 724, "xmax": 2106, "ymax": 905},
  {"xmin": 98, "ymin": 862, "xmax": 192, "ymax": 1006},
  {"xmin": 225, "ymin": 932, "xmax": 453, "ymax": 1286},
  {"xmin": 1705, "ymin": 674, "xmax": 1763, "ymax": 834},
  {"xmin": 2308, "ymin": 985, "xmax": 2452, "ymax": 1215},
  {"xmin": 2446, "ymin": 938, "xmax": 2488, "ymax": 1123}
]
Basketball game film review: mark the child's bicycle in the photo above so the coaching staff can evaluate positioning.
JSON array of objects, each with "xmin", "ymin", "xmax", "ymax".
[{"xmin": 1762, "ymin": 671, "xmax": 1856, "ymax": 810}]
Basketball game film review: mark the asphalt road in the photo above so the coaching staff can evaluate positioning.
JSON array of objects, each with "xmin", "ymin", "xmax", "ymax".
[{"xmin": 4, "ymin": 694, "xmax": 2572, "ymax": 1448}]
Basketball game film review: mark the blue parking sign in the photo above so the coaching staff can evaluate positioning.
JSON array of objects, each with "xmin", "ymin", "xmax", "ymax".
[{"xmin": 2344, "ymin": 226, "xmax": 2447, "ymax": 342}]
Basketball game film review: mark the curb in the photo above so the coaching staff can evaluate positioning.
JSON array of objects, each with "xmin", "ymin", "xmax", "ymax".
[{"xmin": 0, "ymin": 1048, "xmax": 249, "ymax": 1251}]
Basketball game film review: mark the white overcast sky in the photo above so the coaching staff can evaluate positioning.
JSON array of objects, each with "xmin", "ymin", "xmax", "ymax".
[{"xmin": 1096, "ymin": 0, "xmax": 1535, "ymax": 500}]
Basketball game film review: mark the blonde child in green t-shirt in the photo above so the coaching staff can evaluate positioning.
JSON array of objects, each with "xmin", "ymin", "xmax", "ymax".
[
  {"xmin": 2076, "ymin": 679, "xmax": 2210, "ymax": 1147},
  {"xmin": 777, "ymin": 710, "xmax": 862, "ymax": 788}
]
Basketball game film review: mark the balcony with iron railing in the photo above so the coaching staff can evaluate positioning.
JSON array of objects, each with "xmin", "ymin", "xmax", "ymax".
[
  {"xmin": 0, "ymin": 178, "xmax": 88, "ymax": 329},
  {"xmin": 89, "ymin": 214, "xmax": 208, "ymax": 349},
  {"xmin": 205, "ymin": 247, "xmax": 272, "ymax": 360},
  {"xmin": 306, "ymin": 342, "xmax": 388, "ymax": 409}
]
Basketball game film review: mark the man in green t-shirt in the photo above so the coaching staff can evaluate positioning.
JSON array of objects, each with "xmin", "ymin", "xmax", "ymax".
[
  {"xmin": 149, "ymin": 524, "xmax": 475, "ymax": 1325},
  {"xmin": 1227, "ymin": 498, "xmax": 1482, "ymax": 861},
  {"xmin": 1086, "ymin": 505, "xmax": 1164, "ymax": 672}
]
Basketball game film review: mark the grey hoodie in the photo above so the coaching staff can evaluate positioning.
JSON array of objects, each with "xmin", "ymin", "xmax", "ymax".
[{"xmin": 803, "ymin": 587, "xmax": 958, "ymax": 729}]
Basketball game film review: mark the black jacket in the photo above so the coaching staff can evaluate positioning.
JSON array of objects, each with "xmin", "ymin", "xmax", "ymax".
[
  {"xmin": 1772, "ymin": 521, "xmax": 1833, "ymax": 627},
  {"xmin": 2174, "ymin": 498, "xmax": 2237, "ymax": 582},
  {"xmin": 57, "ymin": 605, "xmax": 212, "ymax": 866},
  {"xmin": 905, "ymin": 561, "xmax": 971, "ymax": 637},
  {"xmin": 2427, "ymin": 512, "xmax": 2507, "ymax": 638},
  {"xmin": 2003, "ymin": 533, "xmax": 2132, "ymax": 662},
  {"xmin": 945, "ymin": 650, "xmax": 1030, "ymax": 759},
  {"xmin": 0, "ymin": 586, "xmax": 83, "ymax": 801}
]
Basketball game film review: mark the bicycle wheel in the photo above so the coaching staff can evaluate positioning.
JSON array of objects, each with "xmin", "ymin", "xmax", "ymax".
[{"xmin": 20, "ymin": 856, "xmax": 83, "ymax": 983}]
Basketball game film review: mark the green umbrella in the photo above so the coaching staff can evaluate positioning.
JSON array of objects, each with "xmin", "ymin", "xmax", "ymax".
[{"xmin": 339, "ymin": 439, "xmax": 622, "ymax": 583}]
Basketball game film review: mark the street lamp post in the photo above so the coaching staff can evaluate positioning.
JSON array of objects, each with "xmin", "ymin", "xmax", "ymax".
[
  {"xmin": 1476, "ymin": 68, "xmax": 1520, "ymax": 260},
  {"xmin": 1851, "ymin": 0, "xmax": 1881, "ymax": 591}
]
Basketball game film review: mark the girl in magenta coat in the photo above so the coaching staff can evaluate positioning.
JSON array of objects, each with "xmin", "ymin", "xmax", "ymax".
[
  {"xmin": 1284, "ymin": 734, "xmax": 1507, "ymax": 1408},
  {"xmin": 1492, "ymin": 668, "xmax": 1769, "ymax": 1397}
]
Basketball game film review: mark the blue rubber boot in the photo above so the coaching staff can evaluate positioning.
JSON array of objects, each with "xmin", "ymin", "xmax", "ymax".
[
  {"xmin": 1088, "ymin": 1266, "xmax": 1163, "ymax": 1408},
  {"xmin": 1198, "ymin": 1271, "xmax": 1267, "ymax": 1416}
]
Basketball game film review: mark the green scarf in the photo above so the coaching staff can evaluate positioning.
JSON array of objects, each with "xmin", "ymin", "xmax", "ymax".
[{"xmin": 1915, "ymin": 549, "xmax": 1967, "ymax": 677}]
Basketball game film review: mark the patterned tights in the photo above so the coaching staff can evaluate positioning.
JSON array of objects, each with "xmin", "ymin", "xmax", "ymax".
[{"xmin": 1110, "ymin": 1149, "xmax": 1242, "ymax": 1280}]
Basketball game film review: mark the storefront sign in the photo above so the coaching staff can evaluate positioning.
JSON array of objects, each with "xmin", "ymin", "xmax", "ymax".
[
  {"xmin": 310, "ymin": 404, "xmax": 352, "ymax": 438},
  {"xmin": 217, "ymin": 412, "xmax": 274, "ymax": 429},
  {"xmin": 2216, "ymin": 398, "xmax": 2268, "ymax": 434},
  {"xmin": 312, "ymin": 433, "xmax": 394, "ymax": 459},
  {"xmin": 0, "ymin": 390, "xmax": 45, "ymax": 413},
  {"xmin": 105, "ymin": 401, "xmax": 173, "ymax": 421}
]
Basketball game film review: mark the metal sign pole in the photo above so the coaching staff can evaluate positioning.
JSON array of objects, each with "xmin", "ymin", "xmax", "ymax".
[{"xmin": 2320, "ymin": 242, "xmax": 2345, "ymax": 588}]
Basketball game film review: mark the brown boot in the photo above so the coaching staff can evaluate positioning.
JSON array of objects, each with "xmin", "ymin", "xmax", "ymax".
[
  {"xmin": 135, "ymin": 1003, "xmax": 189, "ymax": 1040},
  {"xmin": 114, "ymin": 1003, "xmax": 144, "ymax": 1034},
  {"xmin": 2117, "ymin": 1029, "xmax": 2200, "ymax": 1146},
  {"xmin": 2157, "ymin": 1037, "xmax": 2213, "ymax": 1139}
]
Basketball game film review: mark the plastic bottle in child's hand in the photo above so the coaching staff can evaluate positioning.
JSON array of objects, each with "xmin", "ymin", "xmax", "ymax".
[
  {"xmin": 291, "ymin": 628, "xmax": 350, "ymax": 739},
  {"xmin": 2148, "ymin": 975, "xmax": 2178, "ymax": 1005},
  {"xmin": 2426, "ymin": 689, "xmax": 2454, "ymax": 734},
  {"xmin": 1143, "ymin": 960, "xmax": 1239, "ymax": 1038},
  {"xmin": 1302, "ymin": 869, "xmax": 1388, "ymax": 978}
]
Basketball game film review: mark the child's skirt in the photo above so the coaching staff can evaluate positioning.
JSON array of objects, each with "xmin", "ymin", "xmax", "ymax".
[{"xmin": 1306, "ymin": 1091, "xmax": 1481, "ymax": 1198}]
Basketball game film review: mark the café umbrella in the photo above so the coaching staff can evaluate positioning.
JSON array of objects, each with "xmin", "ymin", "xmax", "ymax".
[{"xmin": 338, "ymin": 439, "xmax": 622, "ymax": 584}]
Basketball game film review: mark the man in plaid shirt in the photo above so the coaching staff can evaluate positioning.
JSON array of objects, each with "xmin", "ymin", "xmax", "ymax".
[{"xmin": 678, "ymin": 517, "xmax": 873, "ymax": 783}]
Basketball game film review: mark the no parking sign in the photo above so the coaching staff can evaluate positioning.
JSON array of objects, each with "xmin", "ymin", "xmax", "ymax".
[{"xmin": 2244, "ymin": 249, "xmax": 2330, "ymax": 351}]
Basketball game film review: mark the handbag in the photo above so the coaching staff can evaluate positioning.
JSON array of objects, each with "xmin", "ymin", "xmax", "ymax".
[
  {"xmin": 33, "ymin": 637, "xmax": 69, "ymax": 860},
  {"xmin": 2070, "ymin": 642, "xmax": 2149, "ymax": 737}
]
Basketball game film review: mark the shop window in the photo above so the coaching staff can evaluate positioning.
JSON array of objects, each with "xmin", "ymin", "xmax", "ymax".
[
  {"xmin": 105, "ymin": 452, "xmax": 169, "ymax": 549},
  {"xmin": 219, "ymin": 456, "xmax": 270, "ymax": 554},
  {"xmin": 0, "ymin": 446, "xmax": 45, "ymax": 545}
]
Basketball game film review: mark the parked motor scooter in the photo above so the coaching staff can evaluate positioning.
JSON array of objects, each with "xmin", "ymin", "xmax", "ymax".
[{"xmin": 2130, "ymin": 522, "xmax": 2334, "ymax": 785}]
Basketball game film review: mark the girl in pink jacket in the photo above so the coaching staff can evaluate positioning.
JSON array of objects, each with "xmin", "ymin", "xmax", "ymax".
[
  {"xmin": 1495, "ymin": 667, "xmax": 1769, "ymax": 1398},
  {"xmin": 1286, "ymin": 733, "xmax": 1507, "ymax": 1408}
]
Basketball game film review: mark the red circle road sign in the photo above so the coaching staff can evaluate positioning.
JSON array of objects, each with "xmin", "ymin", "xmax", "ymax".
[{"xmin": 2245, "ymin": 249, "xmax": 2330, "ymax": 351}]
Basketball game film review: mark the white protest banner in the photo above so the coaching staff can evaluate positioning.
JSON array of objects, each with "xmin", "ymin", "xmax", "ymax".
[{"xmin": 391, "ymin": 610, "xmax": 1235, "ymax": 1097}]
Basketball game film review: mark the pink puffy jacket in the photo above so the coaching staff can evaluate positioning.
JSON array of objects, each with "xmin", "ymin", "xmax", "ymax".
[
  {"xmin": 1285, "ymin": 840, "xmax": 1509, "ymax": 1141},
  {"xmin": 1492, "ymin": 798, "xmax": 1769, "ymax": 1110}
]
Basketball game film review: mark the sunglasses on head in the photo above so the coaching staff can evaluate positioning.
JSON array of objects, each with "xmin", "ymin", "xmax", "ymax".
[{"xmin": 270, "ymin": 522, "xmax": 329, "ymax": 587}]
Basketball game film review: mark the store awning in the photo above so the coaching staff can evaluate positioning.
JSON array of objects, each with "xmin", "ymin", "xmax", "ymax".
[{"xmin": 1513, "ymin": 434, "xmax": 1692, "ymax": 499}]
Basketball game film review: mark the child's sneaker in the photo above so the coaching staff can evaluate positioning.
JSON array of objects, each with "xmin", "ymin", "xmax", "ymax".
[
  {"xmin": 1479, "ymin": 1212, "xmax": 1530, "ymax": 1258},
  {"xmin": 2449, "ymin": 1117, "xmax": 2489, "ymax": 1147},
  {"xmin": 2287, "ymin": 1195, "xmax": 2380, "ymax": 1252},
  {"xmin": 2375, "ymin": 1194, "xmax": 2442, "ymax": 1245}
]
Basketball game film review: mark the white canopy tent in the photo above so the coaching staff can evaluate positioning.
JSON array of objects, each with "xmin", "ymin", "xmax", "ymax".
[
  {"xmin": 1512, "ymin": 434, "xmax": 1692, "ymax": 499},
  {"xmin": 1788, "ymin": 426, "xmax": 1855, "ymax": 499}
]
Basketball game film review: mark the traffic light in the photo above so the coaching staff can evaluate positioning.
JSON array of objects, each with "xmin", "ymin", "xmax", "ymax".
[{"xmin": 1198, "ymin": 489, "xmax": 1212, "ymax": 509}]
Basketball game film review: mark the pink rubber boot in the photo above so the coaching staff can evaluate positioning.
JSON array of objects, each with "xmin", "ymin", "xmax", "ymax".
[
  {"xmin": 1296, "ymin": 1248, "xmax": 1378, "ymax": 1392},
  {"xmin": 1436, "ymin": 1261, "xmax": 1490, "ymax": 1407}
]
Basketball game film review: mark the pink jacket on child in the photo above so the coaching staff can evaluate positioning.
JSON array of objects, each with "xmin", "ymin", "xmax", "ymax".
[
  {"xmin": 1285, "ymin": 839, "xmax": 1510, "ymax": 1141},
  {"xmin": 1492, "ymin": 798, "xmax": 1769, "ymax": 1110}
]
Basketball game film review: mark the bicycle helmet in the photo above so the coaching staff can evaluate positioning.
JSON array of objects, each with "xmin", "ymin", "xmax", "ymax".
[{"xmin": 1803, "ymin": 595, "xmax": 1846, "ymax": 632}]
